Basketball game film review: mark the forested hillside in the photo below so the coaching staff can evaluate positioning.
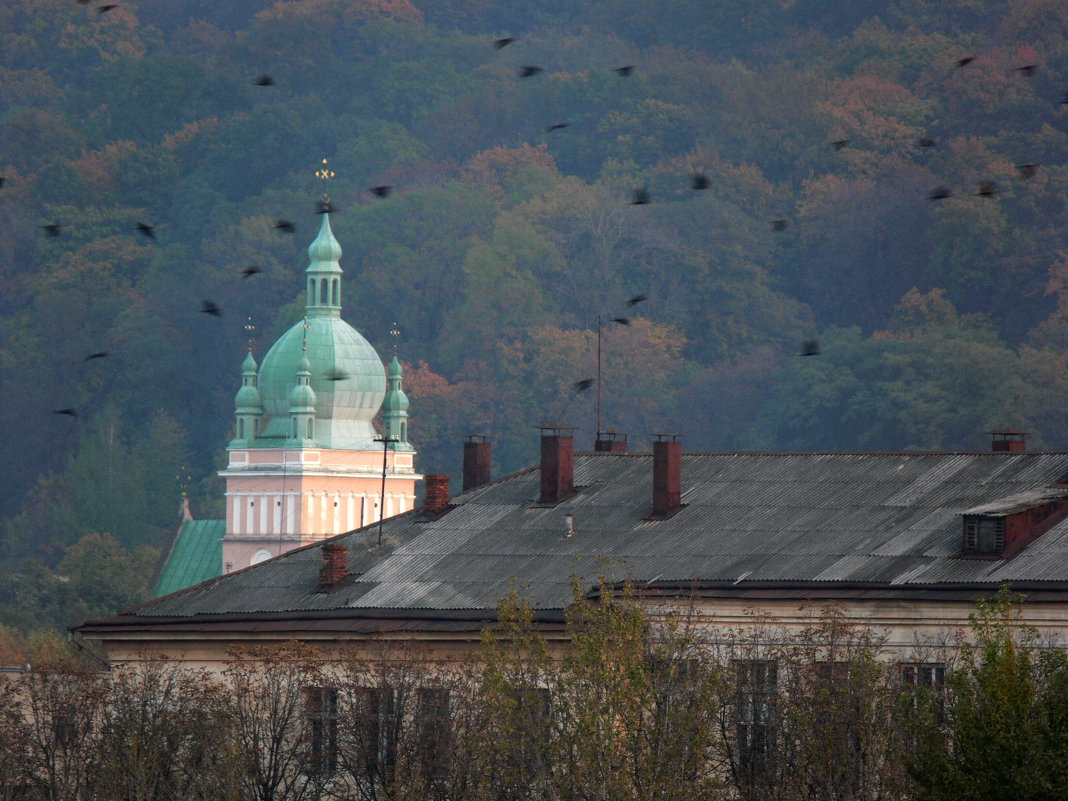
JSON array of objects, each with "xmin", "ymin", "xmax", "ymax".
[{"xmin": 3, "ymin": 0, "xmax": 1068, "ymax": 634}]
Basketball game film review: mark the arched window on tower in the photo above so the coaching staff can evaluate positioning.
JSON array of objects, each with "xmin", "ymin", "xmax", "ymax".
[
  {"xmin": 238, "ymin": 419, "xmax": 244, "ymax": 439},
  {"xmin": 332, "ymin": 279, "xmax": 339, "ymax": 305},
  {"xmin": 307, "ymin": 418, "xmax": 314, "ymax": 438},
  {"xmin": 320, "ymin": 278, "xmax": 328, "ymax": 304},
  {"xmin": 309, "ymin": 279, "xmax": 316, "ymax": 305},
  {"xmin": 292, "ymin": 418, "xmax": 298, "ymax": 438},
  {"xmin": 401, "ymin": 422, "xmax": 407, "ymax": 442}
]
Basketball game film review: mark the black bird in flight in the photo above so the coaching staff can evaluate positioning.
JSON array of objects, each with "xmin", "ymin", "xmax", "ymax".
[
  {"xmin": 955, "ymin": 56, "xmax": 975, "ymax": 68},
  {"xmin": 831, "ymin": 139, "xmax": 850, "ymax": 151},
  {"xmin": 625, "ymin": 294, "xmax": 648, "ymax": 307},
  {"xmin": 611, "ymin": 317, "xmax": 630, "ymax": 325},
  {"xmin": 545, "ymin": 122, "xmax": 570, "ymax": 132},
  {"xmin": 135, "ymin": 222, "xmax": 154, "ymax": 239},
  {"xmin": 369, "ymin": 185, "xmax": 393, "ymax": 198},
  {"xmin": 84, "ymin": 352, "xmax": 109, "ymax": 361},
  {"xmin": 917, "ymin": 137, "xmax": 937, "ymax": 148},
  {"xmin": 253, "ymin": 75, "xmax": 275, "ymax": 86},
  {"xmin": 975, "ymin": 181, "xmax": 998, "ymax": 198},
  {"xmin": 573, "ymin": 378, "xmax": 595, "ymax": 393},
  {"xmin": 40, "ymin": 223, "xmax": 62, "ymax": 237},
  {"xmin": 241, "ymin": 266, "xmax": 262, "ymax": 279},
  {"xmin": 1017, "ymin": 163, "xmax": 1039, "ymax": 179},
  {"xmin": 492, "ymin": 37, "xmax": 516, "ymax": 49},
  {"xmin": 0, "ymin": 176, "xmax": 5, "ymax": 187},
  {"xmin": 273, "ymin": 220, "xmax": 296, "ymax": 233},
  {"xmin": 325, "ymin": 369, "xmax": 350, "ymax": 382},
  {"xmin": 199, "ymin": 300, "xmax": 222, "ymax": 317},
  {"xmin": 1014, "ymin": 64, "xmax": 1037, "ymax": 77},
  {"xmin": 53, "ymin": 408, "xmax": 78, "ymax": 417},
  {"xmin": 927, "ymin": 186, "xmax": 953, "ymax": 201},
  {"xmin": 97, "ymin": 3, "xmax": 118, "ymax": 12},
  {"xmin": 630, "ymin": 187, "xmax": 650, "ymax": 205},
  {"xmin": 519, "ymin": 65, "xmax": 545, "ymax": 78},
  {"xmin": 613, "ymin": 66, "xmax": 635, "ymax": 77},
  {"xmin": 800, "ymin": 339, "xmax": 821, "ymax": 357},
  {"xmin": 771, "ymin": 218, "xmax": 789, "ymax": 231},
  {"xmin": 691, "ymin": 172, "xmax": 710, "ymax": 190}
]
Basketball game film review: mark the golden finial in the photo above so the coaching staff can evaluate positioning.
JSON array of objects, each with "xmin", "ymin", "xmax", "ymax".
[
  {"xmin": 390, "ymin": 321, "xmax": 400, "ymax": 355},
  {"xmin": 314, "ymin": 158, "xmax": 335, "ymax": 181},
  {"xmin": 301, "ymin": 316, "xmax": 310, "ymax": 351},
  {"xmin": 244, "ymin": 315, "xmax": 256, "ymax": 351}
]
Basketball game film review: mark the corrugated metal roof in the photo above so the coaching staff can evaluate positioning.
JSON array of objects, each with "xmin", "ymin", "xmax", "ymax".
[
  {"xmin": 105, "ymin": 452, "xmax": 1068, "ymax": 624},
  {"xmin": 153, "ymin": 520, "xmax": 224, "ymax": 597}
]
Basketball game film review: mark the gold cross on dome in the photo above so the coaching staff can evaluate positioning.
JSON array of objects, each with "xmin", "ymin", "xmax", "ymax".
[
  {"xmin": 244, "ymin": 316, "xmax": 256, "ymax": 350},
  {"xmin": 390, "ymin": 321, "xmax": 400, "ymax": 354},
  {"xmin": 315, "ymin": 158, "xmax": 335, "ymax": 181},
  {"xmin": 300, "ymin": 316, "xmax": 310, "ymax": 351}
]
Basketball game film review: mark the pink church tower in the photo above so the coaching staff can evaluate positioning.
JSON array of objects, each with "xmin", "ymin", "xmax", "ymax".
[{"xmin": 219, "ymin": 212, "xmax": 420, "ymax": 571}]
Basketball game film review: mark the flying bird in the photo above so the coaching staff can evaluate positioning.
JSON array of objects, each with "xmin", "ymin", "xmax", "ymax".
[
  {"xmin": 199, "ymin": 300, "xmax": 222, "ymax": 317},
  {"xmin": 1016, "ymin": 163, "xmax": 1039, "ymax": 179},
  {"xmin": 52, "ymin": 409, "xmax": 78, "ymax": 417},
  {"xmin": 369, "ymin": 185, "xmax": 393, "ymax": 198},
  {"xmin": 613, "ymin": 66, "xmax": 635, "ymax": 77},
  {"xmin": 40, "ymin": 223, "xmax": 62, "ymax": 237},
  {"xmin": 253, "ymin": 75, "xmax": 275, "ymax": 86},
  {"xmin": 800, "ymin": 339, "xmax": 821, "ymax": 357},
  {"xmin": 955, "ymin": 56, "xmax": 975, "ymax": 68},
  {"xmin": 325, "ymin": 369, "xmax": 350, "ymax": 382},
  {"xmin": 771, "ymin": 218, "xmax": 789, "ymax": 231},
  {"xmin": 97, "ymin": 3, "xmax": 118, "ymax": 12},
  {"xmin": 572, "ymin": 378, "xmax": 595, "ymax": 393},
  {"xmin": 611, "ymin": 317, "xmax": 630, "ymax": 325},
  {"xmin": 240, "ymin": 266, "xmax": 262, "ymax": 279},
  {"xmin": 135, "ymin": 222, "xmax": 155, "ymax": 239},
  {"xmin": 84, "ymin": 352, "xmax": 109, "ymax": 361},
  {"xmin": 917, "ymin": 137, "xmax": 937, "ymax": 148},
  {"xmin": 691, "ymin": 172, "xmax": 710, "ymax": 190},
  {"xmin": 273, "ymin": 220, "xmax": 296, "ymax": 233},
  {"xmin": 518, "ymin": 65, "xmax": 545, "ymax": 78},
  {"xmin": 975, "ymin": 181, "xmax": 998, "ymax": 198},
  {"xmin": 545, "ymin": 122, "xmax": 570, "ymax": 132},
  {"xmin": 630, "ymin": 187, "xmax": 650, "ymax": 205},
  {"xmin": 625, "ymin": 294, "xmax": 648, "ymax": 307},
  {"xmin": 1014, "ymin": 64, "xmax": 1037, "ymax": 77},
  {"xmin": 492, "ymin": 37, "xmax": 516, "ymax": 49},
  {"xmin": 831, "ymin": 139, "xmax": 850, "ymax": 151},
  {"xmin": 927, "ymin": 186, "xmax": 953, "ymax": 201},
  {"xmin": 0, "ymin": 176, "xmax": 5, "ymax": 188}
]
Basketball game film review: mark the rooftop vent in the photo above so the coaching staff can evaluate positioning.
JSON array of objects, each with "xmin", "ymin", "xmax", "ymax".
[
  {"xmin": 988, "ymin": 429, "xmax": 1028, "ymax": 452},
  {"xmin": 650, "ymin": 434, "xmax": 683, "ymax": 519},
  {"xmin": 595, "ymin": 428, "xmax": 628, "ymax": 453},
  {"xmin": 463, "ymin": 435, "xmax": 492, "ymax": 491},
  {"xmin": 538, "ymin": 423, "xmax": 575, "ymax": 504},
  {"xmin": 424, "ymin": 474, "xmax": 450, "ymax": 516},
  {"xmin": 318, "ymin": 543, "xmax": 347, "ymax": 591}
]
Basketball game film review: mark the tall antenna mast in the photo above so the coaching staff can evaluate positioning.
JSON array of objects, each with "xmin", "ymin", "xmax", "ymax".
[{"xmin": 596, "ymin": 315, "xmax": 602, "ymax": 439}]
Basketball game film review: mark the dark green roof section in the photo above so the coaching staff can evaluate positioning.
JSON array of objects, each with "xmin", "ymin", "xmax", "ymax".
[{"xmin": 154, "ymin": 520, "xmax": 224, "ymax": 597}]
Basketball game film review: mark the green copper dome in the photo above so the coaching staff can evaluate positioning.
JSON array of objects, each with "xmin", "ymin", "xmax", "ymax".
[
  {"xmin": 234, "ymin": 351, "xmax": 262, "ymax": 412},
  {"xmin": 256, "ymin": 215, "xmax": 386, "ymax": 450}
]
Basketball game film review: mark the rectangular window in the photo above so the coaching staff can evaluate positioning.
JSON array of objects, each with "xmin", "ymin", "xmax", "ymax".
[
  {"xmin": 963, "ymin": 515, "xmax": 1005, "ymax": 553},
  {"xmin": 417, "ymin": 688, "xmax": 451, "ymax": 784},
  {"xmin": 735, "ymin": 660, "xmax": 777, "ymax": 773},
  {"xmin": 352, "ymin": 687, "xmax": 398, "ymax": 785},
  {"xmin": 304, "ymin": 687, "xmax": 338, "ymax": 777},
  {"xmin": 900, "ymin": 663, "xmax": 945, "ymax": 691}
]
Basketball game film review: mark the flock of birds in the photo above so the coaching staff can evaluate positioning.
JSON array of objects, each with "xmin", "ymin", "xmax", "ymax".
[{"xmin": 8, "ymin": 16, "xmax": 1061, "ymax": 416}]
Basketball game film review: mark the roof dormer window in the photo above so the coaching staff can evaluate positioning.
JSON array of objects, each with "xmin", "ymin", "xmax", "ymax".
[{"xmin": 963, "ymin": 515, "xmax": 1004, "ymax": 554}]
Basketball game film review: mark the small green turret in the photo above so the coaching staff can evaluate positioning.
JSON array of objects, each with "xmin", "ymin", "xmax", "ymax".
[
  {"xmin": 382, "ymin": 356, "xmax": 411, "ymax": 450},
  {"xmin": 288, "ymin": 353, "xmax": 318, "ymax": 443},
  {"xmin": 232, "ymin": 350, "xmax": 263, "ymax": 445}
]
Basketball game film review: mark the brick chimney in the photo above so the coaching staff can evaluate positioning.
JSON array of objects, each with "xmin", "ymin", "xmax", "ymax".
[
  {"xmin": 424, "ymin": 474, "xmax": 450, "ymax": 516},
  {"xmin": 595, "ymin": 428, "xmax": 628, "ymax": 453},
  {"xmin": 989, "ymin": 429, "xmax": 1027, "ymax": 452},
  {"xmin": 463, "ymin": 435, "xmax": 492, "ymax": 491},
  {"xmin": 538, "ymin": 424, "xmax": 575, "ymax": 504},
  {"xmin": 318, "ymin": 543, "xmax": 347, "ymax": 590},
  {"xmin": 651, "ymin": 434, "xmax": 682, "ymax": 518}
]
